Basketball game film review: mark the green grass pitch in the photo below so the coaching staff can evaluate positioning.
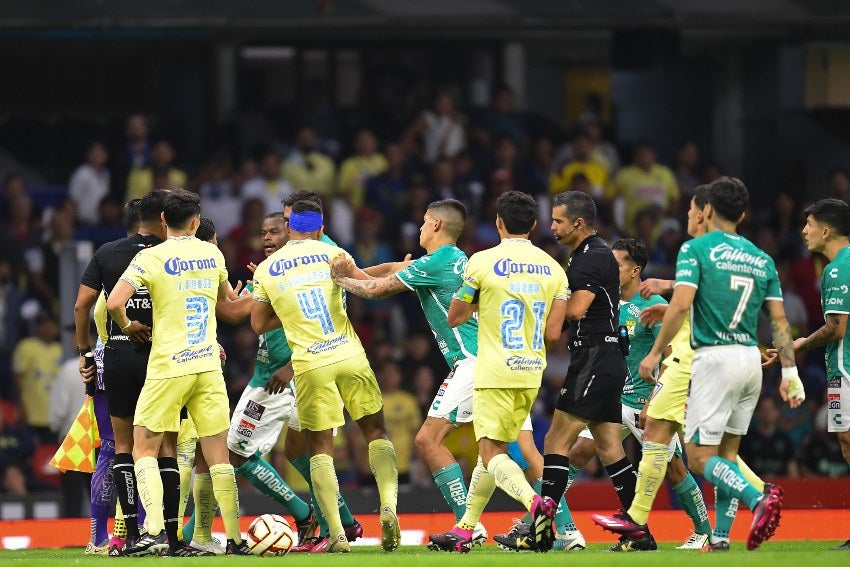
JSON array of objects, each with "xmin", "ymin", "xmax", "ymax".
[{"xmin": 2, "ymin": 542, "xmax": 849, "ymax": 566}]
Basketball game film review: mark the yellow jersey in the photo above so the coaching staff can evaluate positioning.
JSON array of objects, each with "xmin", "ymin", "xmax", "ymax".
[
  {"xmin": 664, "ymin": 314, "xmax": 694, "ymax": 368},
  {"xmin": 120, "ymin": 236, "xmax": 228, "ymax": 379},
  {"xmin": 94, "ymin": 292, "xmax": 108, "ymax": 344},
  {"xmin": 455, "ymin": 238, "xmax": 569, "ymax": 389},
  {"xmin": 253, "ymin": 239, "xmax": 365, "ymax": 375}
]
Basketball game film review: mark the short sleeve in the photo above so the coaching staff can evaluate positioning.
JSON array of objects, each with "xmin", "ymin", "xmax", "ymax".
[
  {"xmin": 765, "ymin": 264, "xmax": 784, "ymax": 303},
  {"xmin": 12, "ymin": 342, "xmax": 29, "ymax": 373},
  {"xmin": 553, "ymin": 267, "xmax": 570, "ymax": 301},
  {"xmin": 569, "ymin": 253, "xmax": 602, "ymax": 293},
  {"xmin": 120, "ymin": 249, "xmax": 152, "ymax": 291},
  {"xmin": 80, "ymin": 244, "xmax": 107, "ymax": 290},
  {"xmin": 252, "ymin": 261, "xmax": 271, "ymax": 303},
  {"xmin": 823, "ymin": 265, "xmax": 850, "ymax": 315},
  {"xmin": 397, "ymin": 254, "xmax": 441, "ymax": 290},
  {"xmin": 454, "ymin": 254, "xmax": 482, "ymax": 304},
  {"xmin": 215, "ymin": 248, "xmax": 228, "ymax": 284},
  {"xmin": 674, "ymin": 242, "xmax": 700, "ymax": 289}
]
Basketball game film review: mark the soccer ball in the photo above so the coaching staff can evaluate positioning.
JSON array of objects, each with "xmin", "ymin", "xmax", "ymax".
[{"xmin": 246, "ymin": 514, "xmax": 294, "ymax": 556}]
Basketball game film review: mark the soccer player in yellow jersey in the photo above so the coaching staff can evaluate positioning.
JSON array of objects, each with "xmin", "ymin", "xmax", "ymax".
[
  {"xmin": 107, "ymin": 190, "xmax": 251, "ymax": 555},
  {"xmin": 429, "ymin": 191, "xmax": 568, "ymax": 553},
  {"xmin": 251, "ymin": 199, "xmax": 399, "ymax": 554}
]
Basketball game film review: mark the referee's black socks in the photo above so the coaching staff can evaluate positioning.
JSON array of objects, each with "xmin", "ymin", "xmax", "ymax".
[
  {"xmin": 158, "ymin": 456, "xmax": 181, "ymax": 548},
  {"xmin": 541, "ymin": 453, "xmax": 572, "ymax": 503},
  {"xmin": 604, "ymin": 457, "xmax": 638, "ymax": 510},
  {"xmin": 113, "ymin": 453, "xmax": 140, "ymax": 539}
]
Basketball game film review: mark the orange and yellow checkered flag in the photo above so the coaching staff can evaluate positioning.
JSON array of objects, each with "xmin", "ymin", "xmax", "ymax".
[{"xmin": 49, "ymin": 396, "xmax": 101, "ymax": 473}]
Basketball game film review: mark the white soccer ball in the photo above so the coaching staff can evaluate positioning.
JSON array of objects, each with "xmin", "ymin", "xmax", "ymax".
[{"xmin": 246, "ymin": 514, "xmax": 295, "ymax": 556}]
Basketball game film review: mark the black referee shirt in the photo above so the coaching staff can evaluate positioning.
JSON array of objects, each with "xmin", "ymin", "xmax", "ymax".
[
  {"xmin": 566, "ymin": 234, "xmax": 620, "ymax": 336},
  {"xmin": 80, "ymin": 233, "xmax": 162, "ymax": 337}
]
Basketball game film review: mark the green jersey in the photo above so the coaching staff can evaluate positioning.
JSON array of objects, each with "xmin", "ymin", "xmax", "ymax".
[
  {"xmin": 246, "ymin": 233, "xmax": 335, "ymax": 389},
  {"xmin": 396, "ymin": 244, "xmax": 478, "ymax": 368},
  {"xmin": 822, "ymin": 245, "xmax": 850, "ymax": 378},
  {"xmin": 675, "ymin": 231, "xmax": 782, "ymax": 348},
  {"xmin": 620, "ymin": 293, "xmax": 667, "ymax": 409}
]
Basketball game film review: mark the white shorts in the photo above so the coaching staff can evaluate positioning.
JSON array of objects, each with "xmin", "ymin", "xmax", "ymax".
[
  {"xmin": 578, "ymin": 404, "xmax": 680, "ymax": 460},
  {"xmin": 227, "ymin": 384, "xmax": 296, "ymax": 457},
  {"xmin": 429, "ymin": 358, "xmax": 533, "ymax": 430},
  {"xmin": 685, "ymin": 345, "xmax": 761, "ymax": 445},
  {"xmin": 827, "ymin": 374, "xmax": 850, "ymax": 433},
  {"xmin": 428, "ymin": 358, "xmax": 474, "ymax": 423}
]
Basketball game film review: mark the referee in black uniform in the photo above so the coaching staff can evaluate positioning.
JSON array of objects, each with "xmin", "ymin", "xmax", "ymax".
[
  {"xmin": 73, "ymin": 190, "xmax": 168, "ymax": 552},
  {"xmin": 535, "ymin": 191, "xmax": 638, "ymax": 550}
]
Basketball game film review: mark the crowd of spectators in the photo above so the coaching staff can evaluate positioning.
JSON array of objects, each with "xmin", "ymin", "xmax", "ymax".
[{"xmin": 1, "ymin": 85, "xmax": 849, "ymax": 504}]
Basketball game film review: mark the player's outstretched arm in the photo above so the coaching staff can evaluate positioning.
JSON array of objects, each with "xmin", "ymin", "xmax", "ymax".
[
  {"xmin": 794, "ymin": 312, "xmax": 847, "ymax": 351},
  {"xmin": 639, "ymin": 278, "xmax": 674, "ymax": 299},
  {"xmin": 251, "ymin": 299, "xmax": 282, "ymax": 334},
  {"xmin": 105, "ymin": 280, "xmax": 151, "ymax": 343},
  {"xmin": 639, "ymin": 284, "xmax": 693, "ymax": 381},
  {"xmin": 335, "ymin": 274, "xmax": 409, "ymax": 300},
  {"xmin": 361, "ymin": 254, "xmax": 413, "ymax": 278},
  {"xmin": 447, "ymin": 298, "xmax": 475, "ymax": 328},
  {"xmin": 545, "ymin": 298, "xmax": 568, "ymax": 348},
  {"xmin": 215, "ymin": 282, "xmax": 253, "ymax": 324},
  {"xmin": 765, "ymin": 300, "xmax": 806, "ymax": 408}
]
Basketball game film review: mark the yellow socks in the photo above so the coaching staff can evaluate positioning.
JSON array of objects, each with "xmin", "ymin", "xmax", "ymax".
[
  {"xmin": 628, "ymin": 441, "xmax": 669, "ymax": 525},
  {"xmin": 134, "ymin": 456, "xmax": 165, "ymax": 535},
  {"xmin": 458, "ymin": 457, "xmax": 496, "ymax": 531},
  {"xmin": 310, "ymin": 454, "xmax": 345, "ymax": 539},
  {"xmin": 192, "ymin": 472, "xmax": 215, "ymax": 542},
  {"xmin": 209, "ymin": 464, "xmax": 241, "ymax": 544},
  {"xmin": 487, "ymin": 453, "xmax": 537, "ymax": 512},
  {"xmin": 736, "ymin": 457, "xmax": 765, "ymax": 492},
  {"xmin": 113, "ymin": 500, "xmax": 127, "ymax": 538},
  {"xmin": 368, "ymin": 439, "xmax": 399, "ymax": 514},
  {"xmin": 176, "ymin": 439, "xmax": 196, "ymax": 541}
]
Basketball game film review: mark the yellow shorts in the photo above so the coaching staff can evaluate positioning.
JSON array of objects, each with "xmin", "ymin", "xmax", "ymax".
[
  {"xmin": 177, "ymin": 413, "xmax": 198, "ymax": 446},
  {"xmin": 295, "ymin": 355, "xmax": 383, "ymax": 432},
  {"xmin": 472, "ymin": 387, "xmax": 537, "ymax": 443},
  {"xmin": 134, "ymin": 370, "xmax": 229, "ymax": 438},
  {"xmin": 646, "ymin": 361, "xmax": 691, "ymax": 425}
]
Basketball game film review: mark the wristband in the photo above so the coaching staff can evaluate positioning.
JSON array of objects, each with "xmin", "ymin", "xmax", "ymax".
[
  {"xmin": 120, "ymin": 320, "xmax": 133, "ymax": 331},
  {"xmin": 77, "ymin": 347, "xmax": 91, "ymax": 356},
  {"xmin": 781, "ymin": 366, "xmax": 799, "ymax": 379}
]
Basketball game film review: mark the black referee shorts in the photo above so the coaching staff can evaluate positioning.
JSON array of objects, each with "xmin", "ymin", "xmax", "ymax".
[
  {"xmin": 103, "ymin": 339, "xmax": 150, "ymax": 418},
  {"xmin": 556, "ymin": 342, "xmax": 626, "ymax": 423}
]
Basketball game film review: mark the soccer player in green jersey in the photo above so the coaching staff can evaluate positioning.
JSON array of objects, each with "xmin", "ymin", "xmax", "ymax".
[
  {"xmin": 792, "ymin": 198, "xmax": 850, "ymax": 550},
  {"xmin": 592, "ymin": 177, "xmax": 802, "ymax": 551}
]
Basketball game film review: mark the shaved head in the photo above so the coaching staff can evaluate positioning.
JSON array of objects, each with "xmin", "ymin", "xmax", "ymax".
[{"xmin": 426, "ymin": 199, "xmax": 467, "ymax": 239}]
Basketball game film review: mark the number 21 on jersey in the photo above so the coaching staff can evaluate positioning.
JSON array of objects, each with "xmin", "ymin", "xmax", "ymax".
[{"xmin": 500, "ymin": 299, "xmax": 546, "ymax": 350}]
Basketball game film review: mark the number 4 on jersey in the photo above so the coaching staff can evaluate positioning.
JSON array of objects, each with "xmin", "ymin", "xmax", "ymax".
[{"xmin": 297, "ymin": 288, "xmax": 335, "ymax": 335}]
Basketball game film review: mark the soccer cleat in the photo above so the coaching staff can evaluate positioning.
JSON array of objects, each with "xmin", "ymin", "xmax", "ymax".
[
  {"xmin": 472, "ymin": 522, "xmax": 488, "ymax": 547},
  {"xmin": 167, "ymin": 542, "xmax": 215, "ymax": 557},
  {"xmin": 190, "ymin": 537, "xmax": 225, "ymax": 555},
  {"xmin": 532, "ymin": 495, "xmax": 557, "ymax": 552},
  {"xmin": 225, "ymin": 538, "xmax": 253, "ymax": 555},
  {"xmin": 290, "ymin": 536, "xmax": 324, "ymax": 553},
  {"xmin": 380, "ymin": 506, "xmax": 401, "ymax": 552},
  {"xmin": 295, "ymin": 505, "xmax": 317, "ymax": 544},
  {"xmin": 326, "ymin": 534, "xmax": 350, "ymax": 553},
  {"xmin": 609, "ymin": 532, "xmax": 658, "ymax": 552},
  {"xmin": 493, "ymin": 520, "xmax": 531, "ymax": 551},
  {"xmin": 676, "ymin": 532, "xmax": 709, "ymax": 550},
  {"xmin": 764, "ymin": 482, "xmax": 784, "ymax": 501},
  {"xmin": 84, "ymin": 541, "xmax": 109, "ymax": 555},
  {"xmin": 344, "ymin": 519, "xmax": 364, "ymax": 542},
  {"xmin": 701, "ymin": 540, "xmax": 731, "ymax": 552},
  {"xmin": 747, "ymin": 494, "xmax": 781, "ymax": 551},
  {"xmin": 428, "ymin": 527, "xmax": 474, "ymax": 553},
  {"xmin": 123, "ymin": 529, "xmax": 169, "ymax": 556},
  {"xmin": 832, "ymin": 538, "xmax": 850, "ymax": 550},
  {"xmin": 553, "ymin": 529, "xmax": 586, "ymax": 551},
  {"xmin": 107, "ymin": 536, "xmax": 125, "ymax": 557},
  {"xmin": 592, "ymin": 510, "xmax": 648, "ymax": 536}
]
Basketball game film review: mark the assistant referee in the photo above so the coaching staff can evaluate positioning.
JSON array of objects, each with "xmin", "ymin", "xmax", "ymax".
[{"xmin": 535, "ymin": 191, "xmax": 637, "ymax": 550}]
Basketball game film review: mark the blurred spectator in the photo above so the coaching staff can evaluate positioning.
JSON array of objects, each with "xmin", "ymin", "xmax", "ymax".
[
  {"xmin": 243, "ymin": 149, "xmax": 292, "ymax": 215},
  {"xmin": 0, "ymin": 259, "xmax": 23, "ymax": 400},
  {"xmin": 412, "ymin": 365, "xmax": 438, "ymax": 419},
  {"xmin": 197, "ymin": 155, "xmax": 241, "ymax": 237},
  {"xmin": 350, "ymin": 208, "xmax": 394, "ymax": 269},
  {"xmin": 377, "ymin": 361, "xmax": 421, "ymax": 485},
  {"xmin": 828, "ymin": 167, "xmax": 850, "ymax": 202},
  {"xmin": 222, "ymin": 326, "xmax": 257, "ymax": 405},
  {"xmin": 2, "ymin": 173, "xmax": 27, "ymax": 207},
  {"xmin": 0, "ymin": 404, "xmax": 35, "ymax": 470},
  {"xmin": 553, "ymin": 120, "xmax": 620, "ymax": 175},
  {"xmin": 789, "ymin": 250, "xmax": 828, "ymax": 331},
  {"xmin": 24, "ymin": 207, "xmax": 76, "ymax": 308},
  {"xmin": 50, "ymin": 335, "xmax": 90, "ymax": 517},
  {"xmin": 519, "ymin": 136, "xmax": 554, "ymax": 197},
  {"xmin": 480, "ymin": 84, "xmax": 526, "ymax": 148},
  {"xmin": 452, "ymin": 151, "xmax": 485, "ymax": 221},
  {"xmin": 2, "ymin": 194, "xmax": 42, "ymax": 261},
  {"xmin": 739, "ymin": 397, "xmax": 798, "ymax": 477},
  {"xmin": 337, "ymin": 128, "xmax": 388, "ymax": 210},
  {"xmin": 673, "ymin": 141, "xmax": 700, "ymax": 205},
  {"xmin": 68, "ymin": 141, "xmax": 110, "ymax": 225},
  {"xmin": 796, "ymin": 399, "xmax": 850, "ymax": 477},
  {"xmin": 405, "ymin": 89, "xmax": 467, "ymax": 164},
  {"xmin": 125, "ymin": 139, "xmax": 187, "ymax": 202},
  {"xmin": 110, "ymin": 114, "xmax": 150, "ymax": 201},
  {"xmin": 12, "ymin": 313, "xmax": 62, "ymax": 442},
  {"xmin": 364, "ymin": 142, "xmax": 411, "ymax": 236},
  {"xmin": 0, "ymin": 462, "xmax": 29, "ymax": 496},
  {"xmin": 74, "ymin": 197, "xmax": 126, "ymax": 248},
  {"xmin": 549, "ymin": 133, "xmax": 608, "ymax": 199},
  {"xmin": 769, "ymin": 192, "xmax": 804, "ymax": 261},
  {"xmin": 400, "ymin": 334, "xmax": 445, "ymax": 387},
  {"xmin": 225, "ymin": 197, "xmax": 266, "ymax": 288},
  {"xmin": 609, "ymin": 141, "xmax": 679, "ymax": 239},
  {"xmin": 281, "ymin": 126, "xmax": 336, "ymax": 197},
  {"xmin": 491, "ymin": 136, "xmax": 519, "ymax": 192}
]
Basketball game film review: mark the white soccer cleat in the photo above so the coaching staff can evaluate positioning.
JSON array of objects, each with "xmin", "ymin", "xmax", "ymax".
[
  {"xmin": 190, "ymin": 537, "xmax": 225, "ymax": 555},
  {"xmin": 472, "ymin": 522, "xmax": 488, "ymax": 546},
  {"xmin": 553, "ymin": 528, "xmax": 586, "ymax": 551},
  {"xmin": 676, "ymin": 532, "xmax": 709, "ymax": 550},
  {"xmin": 84, "ymin": 541, "xmax": 109, "ymax": 555}
]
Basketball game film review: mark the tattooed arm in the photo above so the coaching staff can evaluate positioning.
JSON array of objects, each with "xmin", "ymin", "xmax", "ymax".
[
  {"xmin": 794, "ymin": 312, "xmax": 847, "ymax": 351},
  {"xmin": 765, "ymin": 299, "xmax": 804, "ymax": 408},
  {"xmin": 334, "ymin": 273, "xmax": 409, "ymax": 300}
]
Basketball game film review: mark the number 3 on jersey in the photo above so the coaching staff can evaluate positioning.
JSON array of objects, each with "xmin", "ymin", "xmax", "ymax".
[
  {"xmin": 500, "ymin": 299, "xmax": 546, "ymax": 350},
  {"xmin": 297, "ymin": 288, "xmax": 335, "ymax": 335},
  {"xmin": 185, "ymin": 296, "xmax": 209, "ymax": 345}
]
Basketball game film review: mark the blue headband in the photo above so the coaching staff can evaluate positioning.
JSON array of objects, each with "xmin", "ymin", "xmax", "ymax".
[{"xmin": 289, "ymin": 211, "xmax": 323, "ymax": 233}]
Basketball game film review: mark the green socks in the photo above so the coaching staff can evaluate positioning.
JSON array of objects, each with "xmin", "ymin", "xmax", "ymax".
[{"xmin": 433, "ymin": 463, "xmax": 467, "ymax": 521}]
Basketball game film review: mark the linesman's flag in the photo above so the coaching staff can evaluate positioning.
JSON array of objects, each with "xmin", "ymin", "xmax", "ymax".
[{"xmin": 49, "ymin": 396, "xmax": 101, "ymax": 473}]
